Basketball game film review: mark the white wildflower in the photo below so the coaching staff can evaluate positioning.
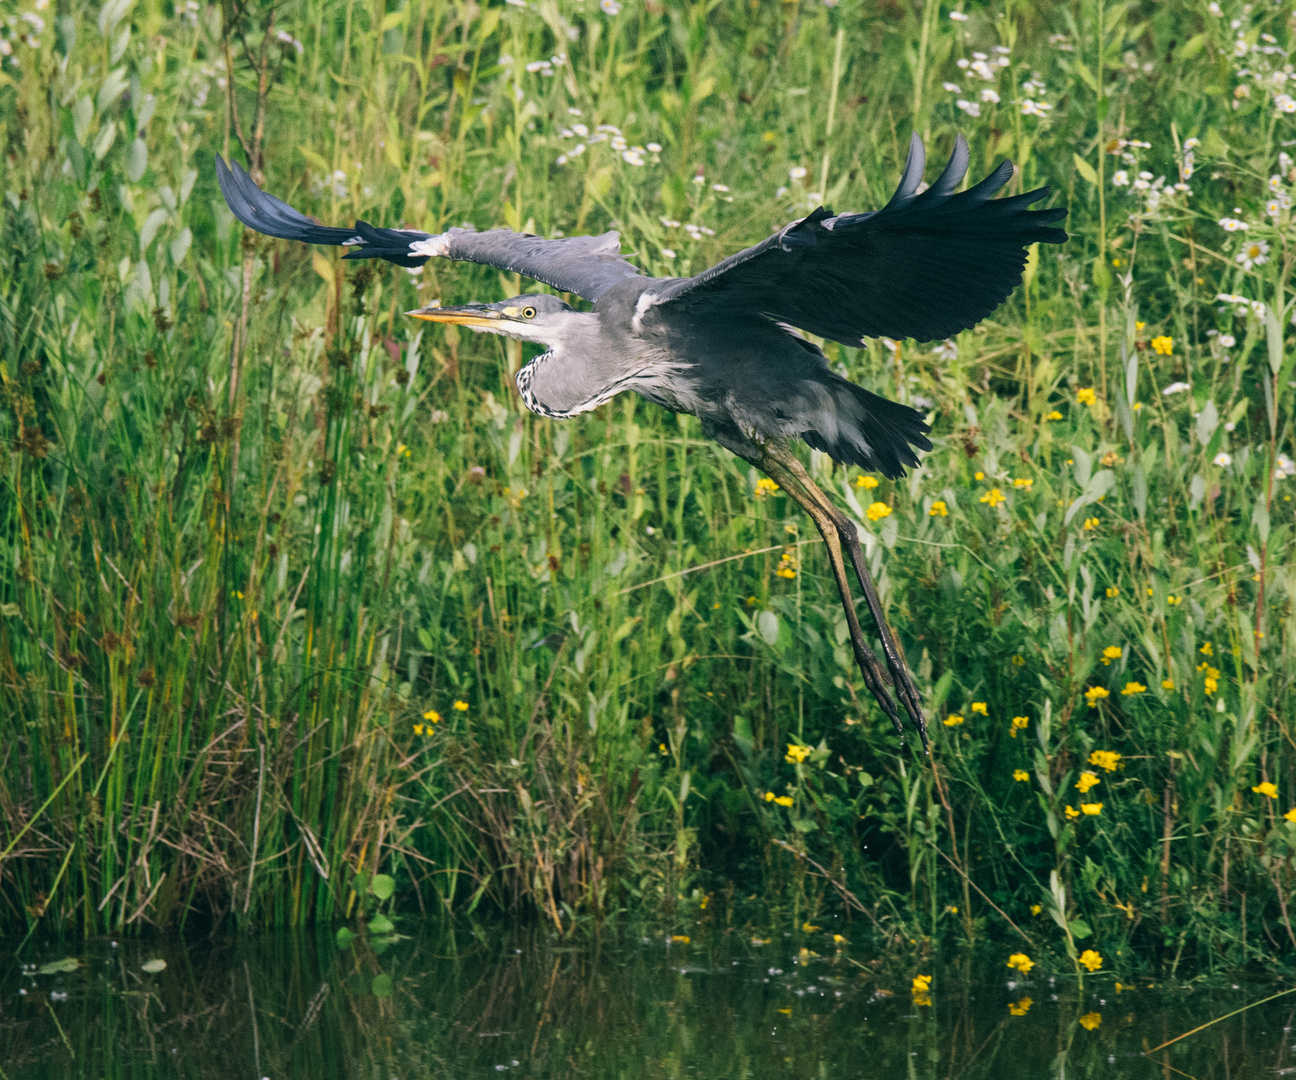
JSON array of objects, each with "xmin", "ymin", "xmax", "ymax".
[
  {"xmin": 956, "ymin": 58, "xmax": 970, "ymax": 69},
  {"xmin": 1162, "ymin": 382, "xmax": 1192, "ymax": 395},
  {"xmin": 956, "ymin": 100, "xmax": 981, "ymax": 117},
  {"xmin": 943, "ymin": 82, "xmax": 962, "ymax": 92},
  {"xmin": 1219, "ymin": 334, "xmax": 1236, "ymax": 348},
  {"xmin": 789, "ymin": 166, "xmax": 808, "ymax": 180},
  {"xmin": 1213, "ymin": 452, "xmax": 1232, "ymax": 467},
  {"xmin": 981, "ymin": 89, "xmax": 1000, "ymax": 104},
  {"xmin": 1236, "ymin": 239, "xmax": 1270, "ymax": 269},
  {"xmin": 572, "ymin": 123, "xmax": 589, "ymax": 137},
  {"xmin": 1217, "ymin": 218, "xmax": 1248, "ymax": 231},
  {"xmin": 1276, "ymin": 93, "xmax": 1296, "ymax": 113},
  {"xmin": 712, "ymin": 183, "xmax": 729, "ymax": 192},
  {"xmin": 646, "ymin": 142, "xmax": 662, "ymax": 152},
  {"xmin": 949, "ymin": 10, "xmax": 969, "ymax": 20},
  {"xmin": 600, "ymin": 0, "xmax": 622, "ymax": 13},
  {"xmin": 1021, "ymin": 99, "xmax": 1052, "ymax": 116},
  {"xmin": 1112, "ymin": 170, "xmax": 1129, "ymax": 186},
  {"xmin": 1275, "ymin": 453, "xmax": 1295, "ymax": 478},
  {"xmin": 660, "ymin": 248, "xmax": 676, "ymax": 259}
]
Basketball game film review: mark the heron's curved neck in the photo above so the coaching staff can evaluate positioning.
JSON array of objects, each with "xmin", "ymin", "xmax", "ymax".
[{"xmin": 515, "ymin": 312, "xmax": 629, "ymax": 419}]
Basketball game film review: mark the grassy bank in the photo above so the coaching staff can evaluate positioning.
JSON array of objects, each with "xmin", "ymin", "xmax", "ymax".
[{"xmin": 2, "ymin": 0, "xmax": 1295, "ymax": 973}]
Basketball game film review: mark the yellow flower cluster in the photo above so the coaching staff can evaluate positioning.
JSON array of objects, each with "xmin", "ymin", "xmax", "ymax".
[
  {"xmin": 1252, "ymin": 781, "xmax": 1278, "ymax": 799},
  {"xmin": 1162, "ymin": 678, "xmax": 1175, "ymax": 690},
  {"xmin": 1083, "ymin": 516, "xmax": 1100, "ymax": 530},
  {"xmin": 971, "ymin": 702, "xmax": 988, "ymax": 715},
  {"xmin": 1101, "ymin": 645, "xmax": 1122, "ymax": 665},
  {"xmin": 1105, "ymin": 585, "xmax": 1120, "ymax": 598},
  {"xmin": 1198, "ymin": 663, "xmax": 1220, "ymax": 695},
  {"xmin": 980, "ymin": 488, "xmax": 1006, "ymax": 508},
  {"xmin": 855, "ymin": 475, "xmax": 879, "ymax": 490},
  {"xmin": 754, "ymin": 477, "xmax": 780, "ymax": 498},
  {"xmin": 1121, "ymin": 680, "xmax": 1146, "ymax": 695},
  {"xmin": 1150, "ymin": 335, "xmax": 1173, "ymax": 355},
  {"xmin": 764, "ymin": 791, "xmax": 795, "ymax": 807},
  {"xmin": 1077, "ymin": 387, "xmax": 1097, "ymax": 406},
  {"xmin": 1089, "ymin": 750, "xmax": 1121, "ymax": 772},
  {"xmin": 1084, "ymin": 686, "xmax": 1110, "ymax": 708},
  {"xmin": 785, "ymin": 743, "xmax": 811, "ymax": 764},
  {"xmin": 1200, "ymin": 641, "xmax": 1214, "ymax": 657},
  {"xmin": 1006, "ymin": 952, "xmax": 1035, "ymax": 973},
  {"xmin": 453, "ymin": 700, "xmax": 469, "ymax": 712},
  {"xmin": 1079, "ymin": 1012, "xmax": 1103, "ymax": 1030},
  {"xmin": 1286, "ymin": 807, "xmax": 1296, "ymax": 822},
  {"xmin": 1076, "ymin": 771, "xmax": 1101, "ymax": 794},
  {"xmin": 1078, "ymin": 949, "xmax": 1104, "ymax": 972},
  {"xmin": 1010, "ymin": 715, "xmax": 1029, "ymax": 738},
  {"xmin": 929, "ymin": 500, "xmax": 949, "ymax": 517},
  {"xmin": 423, "ymin": 709, "xmax": 442, "ymax": 723},
  {"xmin": 912, "ymin": 974, "xmax": 932, "ymax": 993},
  {"xmin": 1013, "ymin": 477, "xmax": 1034, "ymax": 489},
  {"xmin": 944, "ymin": 714, "xmax": 965, "ymax": 727},
  {"xmin": 866, "ymin": 501, "xmax": 892, "ymax": 522},
  {"xmin": 1008, "ymin": 997, "xmax": 1033, "ymax": 1016},
  {"xmin": 775, "ymin": 549, "xmax": 798, "ymax": 579},
  {"xmin": 1167, "ymin": 594, "xmax": 1182, "ymax": 605},
  {"xmin": 1013, "ymin": 769, "xmax": 1030, "ymax": 782},
  {"xmin": 1045, "ymin": 410, "xmax": 1064, "ymax": 421},
  {"xmin": 1082, "ymin": 803, "xmax": 1102, "ymax": 815}
]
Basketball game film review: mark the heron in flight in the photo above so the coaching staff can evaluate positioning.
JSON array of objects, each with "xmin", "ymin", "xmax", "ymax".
[{"xmin": 216, "ymin": 135, "xmax": 1066, "ymax": 750}]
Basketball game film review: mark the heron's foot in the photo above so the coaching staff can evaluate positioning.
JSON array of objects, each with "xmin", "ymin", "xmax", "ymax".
[{"xmin": 848, "ymin": 636, "xmax": 907, "ymax": 741}]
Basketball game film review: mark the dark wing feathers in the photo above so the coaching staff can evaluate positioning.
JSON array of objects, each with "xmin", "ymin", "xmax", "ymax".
[
  {"xmin": 213, "ymin": 154, "xmax": 643, "ymax": 299},
  {"xmin": 654, "ymin": 132, "xmax": 1067, "ymax": 344}
]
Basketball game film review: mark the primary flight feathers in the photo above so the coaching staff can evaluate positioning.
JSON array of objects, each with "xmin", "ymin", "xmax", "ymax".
[{"xmin": 215, "ymin": 133, "xmax": 1065, "ymax": 343}]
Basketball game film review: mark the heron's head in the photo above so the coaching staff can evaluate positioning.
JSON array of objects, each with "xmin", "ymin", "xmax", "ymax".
[{"xmin": 406, "ymin": 293, "xmax": 577, "ymax": 346}]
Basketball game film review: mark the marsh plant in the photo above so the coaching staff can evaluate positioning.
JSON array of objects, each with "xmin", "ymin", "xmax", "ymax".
[{"xmin": 1, "ymin": 0, "xmax": 1294, "ymax": 973}]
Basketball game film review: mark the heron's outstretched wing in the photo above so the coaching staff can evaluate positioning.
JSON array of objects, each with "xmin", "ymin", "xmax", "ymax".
[
  {"xmin": 651, "ymin": 134, "xmax": 1067, "ymax": 344},
  {"xmin": 214, "ymin": 155, "xmax": 644, "ymax": 300}
]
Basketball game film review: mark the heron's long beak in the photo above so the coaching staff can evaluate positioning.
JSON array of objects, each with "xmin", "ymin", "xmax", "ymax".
[{"xmin": 405, "ymin": 304, "xmax": 503, "ymax": 329}]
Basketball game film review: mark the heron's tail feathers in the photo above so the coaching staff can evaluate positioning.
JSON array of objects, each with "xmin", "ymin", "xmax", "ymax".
[{"xmin": 799, "ymin": 377, "xmax": 932, "ymax": 480}]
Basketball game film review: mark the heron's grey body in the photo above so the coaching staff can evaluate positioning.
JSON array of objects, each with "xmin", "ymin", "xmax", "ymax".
[{"xmin": 215, "ymin": 133, "xmax": 1068, "ymax": 748}]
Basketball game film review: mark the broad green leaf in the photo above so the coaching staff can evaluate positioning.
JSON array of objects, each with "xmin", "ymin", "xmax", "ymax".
[
  {"xmin": 335, "ymin": 927, "xmax": 356, "ymax": 948},
  {"xmin": 1072, "ymin": 152, "xmax": 1097, "ymax": 186},
  {"xmin": 370, "ymin": 873, "xmax": 395, "ymax": 900},
  {"xmin": 757, "ymin": 610, "xmax": 779, "ymax": 646},
  {"xmin": 371, "ymin": 973, "xmax": 393, "ymax": 997},
  {"xmin": 39, "ymin": 958, "xmax": 80, "ymax": 974},
  {"xmin": 367, "ymin": 913, "xmax": 395, "ymax": 935}
]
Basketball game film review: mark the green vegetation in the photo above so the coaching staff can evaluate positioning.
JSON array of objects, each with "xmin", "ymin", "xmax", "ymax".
[{"xmin": 2, "ymin": 0, "xmax": 1294, "ymax": 975}]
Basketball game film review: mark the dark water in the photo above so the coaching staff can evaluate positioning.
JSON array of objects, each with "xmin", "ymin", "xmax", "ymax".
[{"xmin": 3, "ymin": 928, "xmax": 1293, "ymax": 1078}]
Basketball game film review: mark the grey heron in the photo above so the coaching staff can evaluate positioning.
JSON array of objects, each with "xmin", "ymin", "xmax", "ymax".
[{"xmin": 216, "ymin": 134, "xmax": 1067, "ymax": 750}]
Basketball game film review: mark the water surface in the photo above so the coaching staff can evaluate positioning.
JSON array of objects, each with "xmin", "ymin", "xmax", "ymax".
[{"xmin": 3, "ymin": 929, "xmax": 1292, "ymax": 1077}]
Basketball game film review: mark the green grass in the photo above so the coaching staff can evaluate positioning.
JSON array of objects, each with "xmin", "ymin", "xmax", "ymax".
[{"xmin": 2, "ymin": 0, "xmax": 1295, "ymax": 975}]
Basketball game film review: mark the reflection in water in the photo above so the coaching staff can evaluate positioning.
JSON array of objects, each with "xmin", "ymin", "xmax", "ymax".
[{"xmin": 3, "ymin": 928, "xmax": 1293, "ymax": 1078}]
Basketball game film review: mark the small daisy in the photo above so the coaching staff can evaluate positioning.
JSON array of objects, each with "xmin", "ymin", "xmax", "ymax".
[
  {"xmin": 1112, "ymin": 170, "xmax": 1129, "ymax": 186},
  {"xmin": 1236, "ymin": 239, "xmax": 1269, "ymax": 269}
]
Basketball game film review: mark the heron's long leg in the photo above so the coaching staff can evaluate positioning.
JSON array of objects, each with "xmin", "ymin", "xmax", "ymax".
[
  {"xmin": 754, "ymin": 453, "xmax": 908, "ymax": 741},
  {"xmin": 766, "ymin": 444, "xmax": 929, "ymax": 751}
]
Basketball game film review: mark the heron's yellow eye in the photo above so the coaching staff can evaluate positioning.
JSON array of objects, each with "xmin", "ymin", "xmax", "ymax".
[{"xmin": 522, "ymin": 306, "xmax": 537, "ymax": 319}]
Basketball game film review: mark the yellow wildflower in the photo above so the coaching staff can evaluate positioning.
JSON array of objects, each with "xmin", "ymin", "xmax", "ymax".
[
  {"xmin": 1284, "ymin": 807, "xmax": 1296, "ymax": 822},
  {"xmin": 980, "ymin": 488, "xmax": 1006, "ymax": 507},
  {"xmin": 1083, "ymin": 516, "xmax": 1100, "ymax": 530},
  {"xmin": 774, "ymin": 795, "xmax": 794, "ymax": 807},
  {"xmin": 1077, "ymin": 387, "xmax": 1097, "ymax": 406},
  {"xmin": 1076, "ymin": 771, "xmax": 1100, "ymax": 794},
  {"xmin": 1013, "ymin": 769, "xmax": 1030, "ymax": 781},
  {"xmin": 912, "ymin": 974, "xmax": 932, "ymax": 993},
  {"xmin": 1079, "ymin": 1012, "xmax": 1103, "ymax": 1030},
  {"xmin": 1200, "ymin": 641, "xmax": 1213, "ymax": 656},
  {"xmin": 1161, "ymin": 679, "xmax": 1175, "ymax": 690},
  {"xmin": 1121, "ymin": 681, "xmax": 1147, "ymax": 696},
  {"xmin": 913, "ymin": 992, "xmax": 932, "ymax": 1007},
  {"xmin": 1101, "ymin": 645, "xmax": 1122, "ymax": 665},
  {"xmin": 855, "ymin": 475, "xmax": 879, "ymax": 490},
  {"xmin": 866, "ymin": 501, "xmax": 892, "ymax": 522},
  {"xmin": 671, "ymin": 935, "xmax": 691, "ymax": 944},
  {"xmin": 1012, "ymin": 654, "xmax": 1025, "ymax": 666},
  {"xmin": 785, "ymin": 743, "xmax": 811, "ymax": 764},
  {"xmin": 1013, "ymin": 477, "xmax": 1034, "ymax": 489},
  {"xmin": 971, "ymin": 702, "xmax": 988, "ymax": 715},
  {"xmin": 1150, "ymin": 335, "xmax": 1173, "ymax": 355},
  {"xmin": 423, "ymin": 709, "xmax": 441, "ymax": 722},
  {"xmin": 1084, "ymin": 686, "xmax": 1110, "ymax": 708},
  {"xmin": 1065, "ymin": 805, "xmax": 1080, "ymax": 819},
  {"xmin": 1010, "ymin": 715, "xmax": 1029, "ymax": 738},
  {"xmin": 754, "ymin": 477, "xmax": 780, "ymax": 498},
  {"xmin": 1100, "ymin": 451, "xmax": 1122, "ymax": 466},
  {"xmin": 775, "ymin": 549, "xmax": 798, "ymax": 579},
  {"xmin": 944, "ymin": 714, "xmax": 965, "ymax": 727},
  {"xmin": 929, "ymin": 500, "xmax": 949, "ymax": 517},
  {"xmin": 1089, "ymin": 750, "xmax": 1121, "ymax": 772},
  {"xmin": 832, "ymin": 934, "xmax": 847, "ymax": 944},
  {"xmin": 1135, "ymin": 321, "xmax": 1146, "ymax": 330},
  {"xmin": 413, "ymin": 724, "xmax": 424, "ymax": 735},
  {"xmin": 1166, "ymin": 594, "xmax": 1182, "ymax": 605},
  {"xmin": 453, "ymin": 700, "xmax": 469, "ymax": 711},
  {"xmin": 1030, "ymin": 904, "xmax": 1042, "ymax": 915},
  {"xmin": 1006, "ymin": 952, "xmax": 1035, "ymax": 973},
  {"xmin": 1078, "ymin": 949, "xmax": 1103, "ymax": 972},
  {"xmin": 1046, "ymin": 410, "xmax": 1064, "ymax": 420},
  {"xmin": 1105, "ymin": 586, "xmax": 1120, "ymax": 598},
  {"xmin": 764, "ymin": 791, "xmax": 776, "ymax": 802},
  {"xmin": 1252, "ymin": 781, "xmax": 1278, "ymax": 799},
  {"xmin": 1009, "ymin": 997, "xmax": 1033, "ymax": 1016},
  {"xmin": 1081, "ymin": 802, "xmax": 1103, "ymax": 816},
  {"xmin": 974, "ymin": 470, "xmax": 985, "ymax": 480}
]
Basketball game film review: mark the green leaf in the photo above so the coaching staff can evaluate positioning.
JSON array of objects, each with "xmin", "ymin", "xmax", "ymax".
[
  {"xmin": 370, "ymin": 873, "xmax": 395, "ymax": 901},
  {"xmin": 140, "ymin": 958, "xmax": 166, "ymax": 974},
  {"xmin": 1072, "ymin": 152, "xmax": 1097, "ymax": 186},
  {"xmin": 39, "ymin": 958, "xmax": 80, "ymax": 975},
  {"xmin": 371, "ymin": 973, "xmax": 393, "ymax": 997},
  {"xmin": 367, "ymin": 913, "xmax": 395, "ymax": 935},
  {"xmin": 1069, "ymin": 917, "xmax": 1093, "ymax": 941},
  {"xmin": 335, "ymin": 926, "xmax": 356, "ymax": 948}
]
